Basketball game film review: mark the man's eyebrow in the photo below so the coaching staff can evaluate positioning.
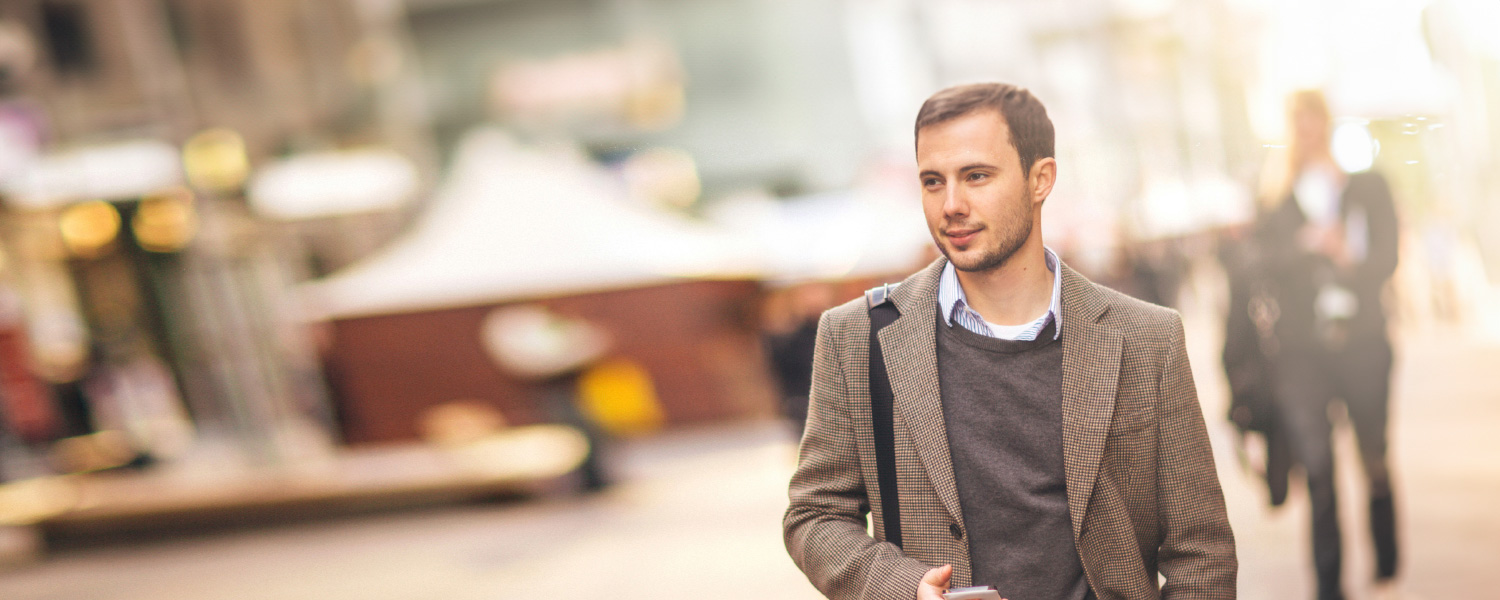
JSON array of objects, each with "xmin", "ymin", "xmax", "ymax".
[
  {"xmin": 957, "ymin": 162, "xmax": 999, "ymax": 173},
  {"xmin": 919, "ymin": 162, "xmax": 1001, "ymax": 179}
]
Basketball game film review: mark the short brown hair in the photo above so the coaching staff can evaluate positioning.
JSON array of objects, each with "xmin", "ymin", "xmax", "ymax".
[{"xmin": 915, "ymin": 83, "xmax": 1054, "ymax": 177}]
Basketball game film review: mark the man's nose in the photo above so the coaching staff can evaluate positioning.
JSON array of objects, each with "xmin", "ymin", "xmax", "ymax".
[{"xmin": 943, "ymin": 186, "xmax": 969, "ymax": 218}]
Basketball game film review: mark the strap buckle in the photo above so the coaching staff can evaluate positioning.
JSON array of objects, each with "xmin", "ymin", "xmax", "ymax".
[{"xmin": 864, "ymin": 282, "xmax": 897, "ymax": 309}]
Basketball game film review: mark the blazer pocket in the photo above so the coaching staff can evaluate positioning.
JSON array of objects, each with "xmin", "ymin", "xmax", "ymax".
[{"xmin": 1111, "ymin": 405, "xmax": 1157, "ymax": 437}]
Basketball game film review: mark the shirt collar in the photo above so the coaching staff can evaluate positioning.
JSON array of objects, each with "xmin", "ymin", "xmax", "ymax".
[{"xmin": 937, "ymin": 246, "xmax": 1063, "ymax": 340}]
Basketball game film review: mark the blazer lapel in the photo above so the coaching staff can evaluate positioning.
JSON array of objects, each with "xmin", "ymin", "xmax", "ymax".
[
  {"xmin": 879, "ymin": 258, "xmax": 966, "ymax": 524},
  {"xmin": 1058, "ymin": 264, "xmax": 1122, "ymax": 542}
]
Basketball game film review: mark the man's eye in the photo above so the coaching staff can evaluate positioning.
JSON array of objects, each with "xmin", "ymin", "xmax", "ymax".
[
  {"xmin": 968, "ymin": 172, "xmax": 988, "ymax": 181},
  {"xmin": 923, "ymin": 178, "xmax": 941, "ymax": 187}
]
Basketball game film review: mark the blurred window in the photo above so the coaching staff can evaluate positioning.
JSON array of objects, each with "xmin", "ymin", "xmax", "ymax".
[
  {"xmin": 39, "ymin": 0, "xmax": 95, "ymax": 77},
  {"xmin": 165, "ymin": 0, "xmax": 250, "ymax": 89},
  {"xmin": 199, "ymin": 2, "xmax": 250, "ymax": 87},
  {"xmin": 161, "ymin": 0, "xmax": 192, "ymax": 57}
]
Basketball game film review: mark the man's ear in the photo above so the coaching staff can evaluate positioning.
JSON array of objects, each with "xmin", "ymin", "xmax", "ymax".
[{"xmin": 1029, "ymin": 157, "xmax": 1058, "ymax": 204}]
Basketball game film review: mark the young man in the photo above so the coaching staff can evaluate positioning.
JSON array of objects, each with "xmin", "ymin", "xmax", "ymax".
[{"xmin": 783, "ymin": 83, "xmax": 1237, "ymax": 600}]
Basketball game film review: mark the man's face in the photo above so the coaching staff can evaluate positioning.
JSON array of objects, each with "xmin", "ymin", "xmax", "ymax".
[{"xmin": 916, "ymin": 110, "xmax": 1042, "ymax": 273}]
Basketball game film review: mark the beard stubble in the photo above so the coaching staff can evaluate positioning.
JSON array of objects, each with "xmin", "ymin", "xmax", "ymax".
[{"xmin": 939, "ymin": 183, "xmax": 1034, "ymax": 273}]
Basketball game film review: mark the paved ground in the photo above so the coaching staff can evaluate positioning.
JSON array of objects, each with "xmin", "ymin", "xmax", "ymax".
[{"xmin": 2, "ymin": 288, "xmax": 1498, "ymax": 599}]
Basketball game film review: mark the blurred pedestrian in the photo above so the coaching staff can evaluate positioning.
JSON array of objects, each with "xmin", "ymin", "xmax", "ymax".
[
  {"xmin": 1219, "ymin": 224, "xmax": 1293, "ymax": 508},
  {"xmin": 1255, "ymin": 90, "xmax": 1400, "ymax": 600},
  {"xmin": 762, "ymin": 282, "xmax": 837, "ymax": 442},
  {"xmin": 481, "ymin": 305, "xmax": 614, "ymax": 492},
  {"xmin": 784, "ymin": 83, "xmax": 1235, "ymax": 600}
]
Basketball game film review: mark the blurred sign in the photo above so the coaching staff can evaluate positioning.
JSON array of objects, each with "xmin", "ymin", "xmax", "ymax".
[
  {"xmin": 489, "ymin": 38, "xmax": 684, "ymax": 131},
  {"xmin": 248, "ymin": 149, "xmax": 418, "ymax": 220},
  {"xmin": 1, "ymin": 141, "xmax": 181, "ymax": 209}
]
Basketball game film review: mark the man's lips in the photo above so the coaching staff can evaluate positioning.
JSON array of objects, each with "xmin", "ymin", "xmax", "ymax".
[{"xmin": 944, "ymin": 227, "xmax": 982, "ymax": 246}]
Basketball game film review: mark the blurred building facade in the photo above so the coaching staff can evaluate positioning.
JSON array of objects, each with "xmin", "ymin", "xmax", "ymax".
[
  {"xmin": 0, "ymin": 0, "xmax": 419, "ymax": 476},
  {"xmin": 0, "ymin": 0, "xmax": 1494, "ymax": 474}
]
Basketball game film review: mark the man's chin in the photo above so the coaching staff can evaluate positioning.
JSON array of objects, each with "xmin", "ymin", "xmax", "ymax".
[
  {"xmin": 947, "ymin": 252, "xmax": 991, "ymax": 273},
  {"xmin": 946, "ymin": 247, "xmax": 1014, "ymax": 273}
]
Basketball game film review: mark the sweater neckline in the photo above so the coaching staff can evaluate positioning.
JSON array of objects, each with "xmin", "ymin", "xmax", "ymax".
[{"xmin": 937, "ymin": 308, "xmax": 1059, "ymax": 355}]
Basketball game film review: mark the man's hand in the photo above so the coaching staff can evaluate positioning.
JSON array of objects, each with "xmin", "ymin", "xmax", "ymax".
[{"xmin": 916, "ymin": 564, "xmax": 952, "ymax": 599}]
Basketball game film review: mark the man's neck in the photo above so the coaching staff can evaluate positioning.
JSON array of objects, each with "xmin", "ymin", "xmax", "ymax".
[{"xmin": 954, "ymin": 240, "xmax": 1053, "ymax": 327}]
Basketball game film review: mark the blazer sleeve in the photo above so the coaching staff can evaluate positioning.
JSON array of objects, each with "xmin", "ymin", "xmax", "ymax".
[
  {"xmin": 783, "ymin": 311, "xmax": 931, "ymax": 599},
  {"xmin": 1346, "ymin": 172, "xmax": 1400, "ymax": 290},
  {"xmin": 1155, "ymin": 313, "xmax": 1238, "ymax": 599}
]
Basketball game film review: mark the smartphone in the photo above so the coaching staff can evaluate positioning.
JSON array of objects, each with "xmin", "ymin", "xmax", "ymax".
[{"xmin": 942, "ymin": 586, "xmax": 1004, "ymax": 600}]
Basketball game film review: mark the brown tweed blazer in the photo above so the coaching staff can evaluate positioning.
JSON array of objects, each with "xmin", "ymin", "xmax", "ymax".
[{"xmin": 784, "ymin": 258, "xmax": 1236, "ymax": 600}]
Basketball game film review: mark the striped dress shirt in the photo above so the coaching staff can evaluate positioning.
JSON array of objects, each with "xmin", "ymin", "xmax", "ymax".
[{"xmin": 937, "ymin": 246, "xmax": 1063, "ymax": 341}]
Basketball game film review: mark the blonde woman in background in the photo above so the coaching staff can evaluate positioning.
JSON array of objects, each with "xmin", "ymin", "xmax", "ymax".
[{"xmin": 1254, "ymin": 90, "xmax": 1401, "ymax": 600}]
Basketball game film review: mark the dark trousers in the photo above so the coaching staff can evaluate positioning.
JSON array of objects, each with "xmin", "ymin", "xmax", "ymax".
[{"xmin": 1274, "ymin": 337, "xmax": 1398, "ymax": 600}]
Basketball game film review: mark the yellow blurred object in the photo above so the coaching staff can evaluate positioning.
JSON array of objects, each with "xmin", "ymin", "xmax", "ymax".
[
  {"xmin": 577, "ymin": 358, "xmax": 664, "ymax": 436},
  {"xmin": 182, "ymin": 128, "xmax": 250, "ymax": 192},
  {"xmin": 50, "ymin": 430, "xmax": 137, "ymax": 474},
  {"xmin": 0, "ymin": 476, "xmax": 79, "ymax": 526},
  {"xmin": 133, "ymin": 187, "xmax": 198, "ymax": 252},
  {"xmin": 57, "ymin": 200, "xmax": 120, "ymax": 258}
]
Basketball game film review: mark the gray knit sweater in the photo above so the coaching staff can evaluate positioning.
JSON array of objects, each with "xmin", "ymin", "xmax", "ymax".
[{"xmin": 937, "ymin": 316, "xmax": 1092, "ymax": 600}]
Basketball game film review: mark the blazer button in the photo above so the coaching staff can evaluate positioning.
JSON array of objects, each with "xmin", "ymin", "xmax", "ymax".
[{"xmin": 949, "ymin": 523, "xmax": 963, "ymax": 540}]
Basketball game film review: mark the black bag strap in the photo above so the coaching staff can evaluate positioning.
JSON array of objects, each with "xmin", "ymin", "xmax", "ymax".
[{"xmin": 864, "ymin": 283, "xmax": 902, "ymax": 548}]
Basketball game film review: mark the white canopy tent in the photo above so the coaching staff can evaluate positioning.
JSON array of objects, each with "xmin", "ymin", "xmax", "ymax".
[
  {"xmin": 301, "ymin": 128, "xmax": 935, "ymax": 321},
  {"xmin": 301, "ymin": 129, "xmax": 757, "ymax": 320}
]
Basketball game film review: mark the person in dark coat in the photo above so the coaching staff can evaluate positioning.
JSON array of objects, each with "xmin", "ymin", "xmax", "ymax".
[
  {"xmin": 1218, "ymin": 226, "xmax": 1292, "ymax": 508},
  {"xmin": 1255, "ymin": 90, "xmax": 1401, "ymax": 600},
  {"xmin": 763, "ymin": 282, "xmax": 838, "ymax": 442}
]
